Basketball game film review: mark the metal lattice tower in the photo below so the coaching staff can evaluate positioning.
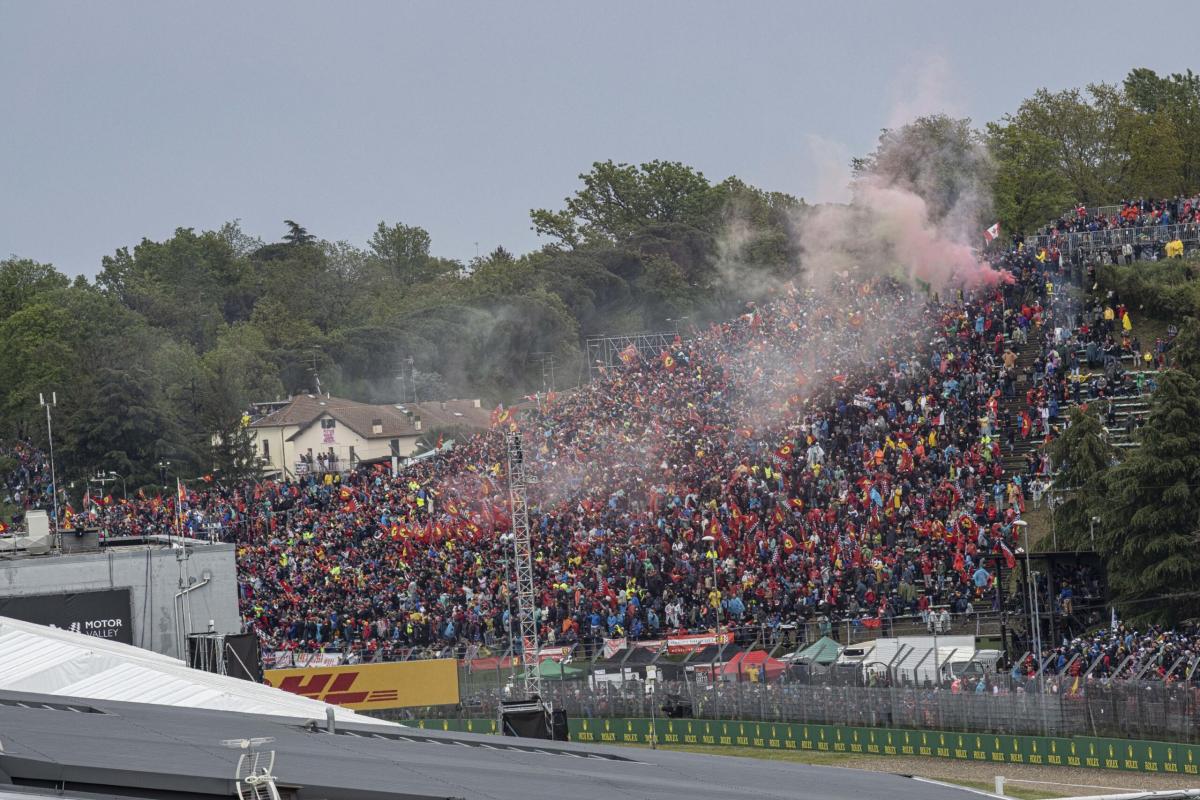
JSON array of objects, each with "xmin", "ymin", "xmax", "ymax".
[
  {"xmin": 505, "ymin": 429, "xmax": 542, "ymax": 698},
  {"xmin": 584, "ymin": 330, "xmax": 691, "ymax": 381}
]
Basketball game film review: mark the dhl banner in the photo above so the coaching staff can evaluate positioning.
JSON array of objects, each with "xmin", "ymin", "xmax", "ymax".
[
  {"xmin": 264, "ymin": 658, "xmax": 458, "ymax": 710},
  {"xmin": 408, "ymin": 717, "xmax": 1200, "ymax": 776}
]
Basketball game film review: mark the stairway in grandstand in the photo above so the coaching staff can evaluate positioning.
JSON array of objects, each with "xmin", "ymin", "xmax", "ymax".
[
  {"xmin": 1000, "ymin": 347, "xmax": 1158, "ymax": 480},
  {"xmin": 999, "ymin": 341, "xmax": 1044, "ymax": 477}
]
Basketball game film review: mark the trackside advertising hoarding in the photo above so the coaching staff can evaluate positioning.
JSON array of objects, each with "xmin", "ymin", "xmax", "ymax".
[
  {"xmin": 409, "ymin": 717, "xmax": 1200, "ymax": 776},
  {"xmin": 264, "ymin": 659, "xmax": 459, "ymax": 710}
]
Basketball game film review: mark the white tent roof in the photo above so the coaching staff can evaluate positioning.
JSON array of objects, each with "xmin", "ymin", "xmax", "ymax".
[{"xmin": 0, "ymin": 615, "xmax": 394, "ymax": 727}]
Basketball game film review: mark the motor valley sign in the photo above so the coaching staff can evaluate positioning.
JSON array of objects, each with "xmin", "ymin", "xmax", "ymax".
[{"xmin": 0, "ymin": 588, "xmax": 134, "ymax": 645}]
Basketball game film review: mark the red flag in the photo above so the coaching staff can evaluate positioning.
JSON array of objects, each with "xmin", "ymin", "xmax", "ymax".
[
  {"xmin": 1000, "ymin": 542, "xmax": 1017, "ymax": 570},
  {"xmin": 787, "ymin": 498, "xmax": 804, "ymax": 511},
  {"xmin": 771, "ymin": 505, "xmax": 787, "ymax": 528},
  {"xmin": 661, "ymin": 351, "xmax": 677, "ymax": 371},
  {"xmin": 1020, "ymin": 412, "xmax": 1032, "ymax": 438},
  {"xmin": 984, "ymin": 222, "xmax": 1001, "ymax": 243},
  {"xmin": 707, "ymin": 517, "xmax": 720, "ymax": 539},
  {"xmin": 775, "ymin": 443, "xmax": 794, "ymax": 459},
  {"xmin": 618, "ymin": 344, "xmax": 638, "ymax": 364},
  {"xmin": 781, "ymin": 534, "xmax": 797, "ymax": 554}
]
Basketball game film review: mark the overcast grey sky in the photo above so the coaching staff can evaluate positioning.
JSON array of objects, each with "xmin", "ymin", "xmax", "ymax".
[{"xmin": 3, "ymin": 1, "xmax": 1199, "ymax": 275}]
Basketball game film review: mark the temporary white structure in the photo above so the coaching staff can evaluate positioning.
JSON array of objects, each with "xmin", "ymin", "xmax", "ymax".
[{"xmin": 0, "ymin": 615, "xmax": 393, "ymax": 726}]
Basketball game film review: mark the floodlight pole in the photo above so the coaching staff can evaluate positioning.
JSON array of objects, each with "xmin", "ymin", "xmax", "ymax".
[{"xmin": 505, "ymin": 429, "xmax": 542, "ymax": 700}]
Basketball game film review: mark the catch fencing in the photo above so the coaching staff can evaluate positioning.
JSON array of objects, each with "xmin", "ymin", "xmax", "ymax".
[{"xmin": 439, "ymin": 670, "xmax": 1200, "ymax": 746}]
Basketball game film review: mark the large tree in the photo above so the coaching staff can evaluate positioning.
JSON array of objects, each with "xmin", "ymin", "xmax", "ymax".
[
  {"xmin": 987, "ymin": 121, "xmax": 1075, "ymax": 235},
  {"xmin": 990, "ymin": 86, "xmax": 1121, "ymax": 207},
  {"xmin": 368, "ymin": 221, "xmax": 458, "ymax": 284},
  {"xmin": 1048, "ymin": 406, "xmax": 1113, "ymax": 550},
  {"xmin": 531, "ymin": 160, "xmax": 721, "ymax": 246},
  {"xmin": 1097, "ymin": 370, "xmax": 1200, "ymax": 624},
  {"xmin": 852, "ymin": 114, "xmax": 993, "ymax": 227},
  {"xmin": 0, "ymin": 258, "xmax": 69, "ymax": 319},
  {"xmin": 1123, "ymin": 67, "xmax": 1200, "ymax": 190}
]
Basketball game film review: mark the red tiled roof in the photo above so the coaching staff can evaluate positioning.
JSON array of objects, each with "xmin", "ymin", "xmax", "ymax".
[{"xmin": 251, "ymin": 395, "xmax": 420, "ymax": 440}]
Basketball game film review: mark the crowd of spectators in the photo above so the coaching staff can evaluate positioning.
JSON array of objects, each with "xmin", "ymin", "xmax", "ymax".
[
  {"xmin": 1015, "ymin": 624, "xmax": 1200, "ymax": 684},
  {"xmin": 1038, "ymin": 195, "xmax": 1200, "ymax": 239},
  {"xmin": 0, "ymin": 245, "xmax": 1108, "ymax": 661},
  {"xmin": 1021, "ymin": 194, "xmax": 1199, "ymax": 263},
  {"xmin": 209, "ymin": 250, "xmax": 1077, "ymax": 663},
  {"xmin": 5, "ymin": 236, "xmax": 1190, "ymax": 688},
  {"xmin": 0, "ymin": 441, "xmax": 54, "ymax": 520}
]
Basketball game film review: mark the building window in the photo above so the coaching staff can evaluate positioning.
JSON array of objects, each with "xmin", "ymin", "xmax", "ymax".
[
  {"xmin": 262, "ymin": 440, "xmax": 270, "ymax": 459},
  {"xmin": 390, "ymin": 438, "xmax": 400, "ymax": 455},
  {"xmin": 320, "ymin": 419, "xmax": 336, "ymax": 429},
  {"xmin": 348, "ymin": 446, "xmax": 356, "ymax": 463}
]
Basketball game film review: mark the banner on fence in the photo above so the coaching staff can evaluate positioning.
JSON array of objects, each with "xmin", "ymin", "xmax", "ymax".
[
  {"xmin": 603, "ymin": 638, "xmax": 627, "ymax": 659},
  {"xmin": 270, "ymin": 651, "xmax": 343, "ymax": 669},
  {"xmin": 265, "ymin": 659, "xmax": 458, "ymax": 710},
  {"xmin": 409, "ymin": 717, "xmax": 1200, "ymax": 776},
  {"xmin": 534, "ymin": 645, "xmax": 571, "ymax": 662},
  {"xmin": 665, "ymin": 632, "xmax": 735, "ymax": 654}
]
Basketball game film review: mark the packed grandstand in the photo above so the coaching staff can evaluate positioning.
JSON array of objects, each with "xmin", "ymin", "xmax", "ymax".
[{"xmin": 3, "ymin": 230, "xmax": 1196, "ymax": 698}]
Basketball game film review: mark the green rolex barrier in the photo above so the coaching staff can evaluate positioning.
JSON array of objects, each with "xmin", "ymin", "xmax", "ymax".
[{"xmin": 407, "ymin": 717, "xmax": 1200, "ymax": 776}]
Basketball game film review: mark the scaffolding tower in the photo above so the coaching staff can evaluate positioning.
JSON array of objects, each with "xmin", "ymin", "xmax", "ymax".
[
  {"xmin": 504, "ymin": 429, "xmax": 542, "ymax": 699},
  {"xmin": 584, "ymin": 330, "xmax": 690, "ymax": 381}
]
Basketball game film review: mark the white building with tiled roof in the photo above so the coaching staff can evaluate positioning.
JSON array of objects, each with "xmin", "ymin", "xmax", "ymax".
[
  {"xmin": 248, "ymin": 394, "xmax": 420, "ymax": 478},
  {"xmin": 247, "ymin": 394, "xmax": 490, "ymax": 479}
]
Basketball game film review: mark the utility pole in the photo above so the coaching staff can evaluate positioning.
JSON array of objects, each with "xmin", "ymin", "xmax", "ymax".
[
  {"xmin": 407, "ymin": 357, "xmax": 417, "ymax": 405},
  {"xmin": 532, "ymin": 352, "xmax": 557, "ymax": 392},
  {"xmin": 39, "ymin": 392, "xmax": 59, "ymax": 551},
  {"xmin": 1015, "ymin": 519, "xmax": 1048, "ymax": 734},
  {"xmin": 307, "ymin": 351, "xmax": 322, "ymax": 395},
  {"xmin": 504, "ymin": 429, "xmax": 541, "ymax": 700}
]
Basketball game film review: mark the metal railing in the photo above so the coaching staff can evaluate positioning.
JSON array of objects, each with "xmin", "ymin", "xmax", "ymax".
[
  {"xmin": 1024, "ymin": 222, "xmax": 1200, "ymax": 256},
  {"xmin": 260, "ymin": 611, "xmax": 1009, "ymax": 670}
]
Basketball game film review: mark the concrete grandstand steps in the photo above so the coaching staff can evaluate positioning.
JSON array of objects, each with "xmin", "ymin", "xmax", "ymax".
[{"xmin": 997, "ymin": 337, "xmax": 1046, "ymax": 478}]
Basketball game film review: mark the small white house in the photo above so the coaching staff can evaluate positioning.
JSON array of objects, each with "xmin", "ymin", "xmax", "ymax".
[
  {"xmin": 248, "ymin": 394, "xmax": 422, "ymax": 479},
  {"xmin": 246, "ymin": 395, "xmax": 493, "ymax": 479}
]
